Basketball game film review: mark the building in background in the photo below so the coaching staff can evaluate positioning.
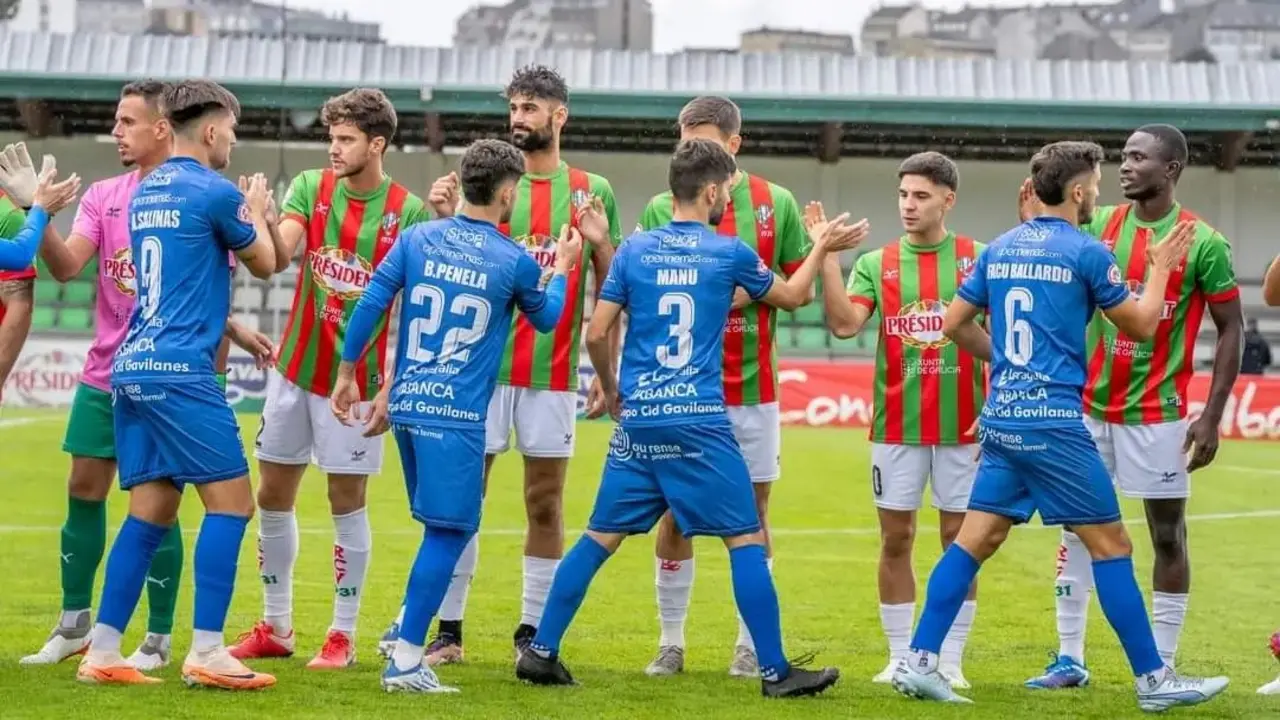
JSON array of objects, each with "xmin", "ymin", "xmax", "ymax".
[
  {"xmin": 859, "ymin": 0, "xmax": 1280, "ymax": 62},
  {"xmin": 455, "ymin": 0, "xmax": 653, "ymax": 51},
  {"xmin": 3, "ymin": 0, "xmax": 77, "ymax": 33},
  {"xmin": 740, "ymin": 26, "xmax": 855, "ymax": 54},
  {"xmin": 69, "ymin": 0, "xmax": 381, "ymax": 43}
]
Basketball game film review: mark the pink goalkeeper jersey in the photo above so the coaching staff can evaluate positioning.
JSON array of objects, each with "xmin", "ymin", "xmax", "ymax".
[
  {"xmin": 74, "ymin": 171, "xmax": 140, "ymax": 392},
  {"xmin": 74, "ymin": 170, "xmax": 239, "ymax": 392}
]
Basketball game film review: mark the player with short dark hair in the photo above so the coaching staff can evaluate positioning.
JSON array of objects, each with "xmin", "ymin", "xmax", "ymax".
[
  {"xmin": 332, "ymin": 138, "xmax": 573, "ymax": 693},
  {"xmin": 635, "ymin": 95, "xmax": 822, "ymax": 679},
  {"xmin": 388, "ymin": 64, "xmax": 624, "ymax": 669},
  {"xmin": 230, "ymin": 87, "xmax": 433, "ymax": 670},
  {"xmin": 892, "ymin": 141, "xmax": 1228, "ymax": 712},
  {"xmin": 13, "ymin": 80, "xmax": 271, "ymax": 671},
  {"xmin": 820, "ymin": 150, "xmax": 986, "ymax": 688},
  {"xmin": 76, "ymin": 79, "xmax": 283, "ymax": 689},
  {"xmin": 514, "ymin": 138, "xmax": 860, "ymax": 698},
  {"xmin": 1021, "ymin": 126, "xmax": 1243, "ymax": 690}
]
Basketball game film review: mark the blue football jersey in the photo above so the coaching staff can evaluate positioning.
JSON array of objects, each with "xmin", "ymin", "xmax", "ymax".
[
  {"xmin": 361, "ymin": 215, "xmax": 552, "ymax": 428},
  {"xmin": 112, "ymin": 157, "xmax": 256, "ymax": 384},
  {"xmin": 958, "ymin": 216, "xmax": 1129, "ymax": 429},
  {"xmin": 601, "ymin": 220, "xmax": 775, "ymax": 427}
]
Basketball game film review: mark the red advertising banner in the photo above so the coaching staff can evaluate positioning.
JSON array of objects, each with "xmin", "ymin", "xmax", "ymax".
[{"xmin": 778, "ymin": 360, "xmax": 1280, "ymax": 441}]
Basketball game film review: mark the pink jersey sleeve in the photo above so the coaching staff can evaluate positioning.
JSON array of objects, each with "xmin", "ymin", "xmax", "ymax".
[{"xmin": 71, "ymin": 182, "xmax": 104, "ymax": 248}]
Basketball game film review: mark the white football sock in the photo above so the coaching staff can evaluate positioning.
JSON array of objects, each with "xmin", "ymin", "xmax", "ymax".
[
  {"xmin": 258, "ymin": 508, "xmax": 298, "ymax": 635},
  {"xmin": 392, "ymin": 639, "xmax": 424, "ymax": 672},
  {"xmin": 655, "ymin": 556, "xmax": 695, "ymax": 648},
  {"xmin": 331, "ymin": 508, "xmax": 372, "ymax": 634},
  {"xmin": 1151, "ymin": 591, "xmax": 1188, "ymax": 670},
  {"xmin": 88, "ymin": 623, "xmax": 122, "ymax": 656},
  {"xmin": 1055, "ymin": 530, "xmax": 1093, "ymax": 662},
  {"xmin": 735, "ymin": 557, "xmax": 773, "ymax": 650},
  {"xmin": 941, "ymin": 600, "xmax": 977, "ymax": 668},
  {"xmin": 879, "ymin": 602, "xmax": 915, "ymax": 660},
  {"xmin": 192, "ymin": 629, "xmax": 222, "ymax": 654},
  {"xmin": 521, "ymin": 556, "xmax": 559, "ymax": 628},
  {"xmin": 439, "ymin": 534, "xmax": 479, "ymax": 623}
]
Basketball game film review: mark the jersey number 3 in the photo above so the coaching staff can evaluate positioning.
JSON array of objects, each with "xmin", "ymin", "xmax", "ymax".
[
  {"xmin": 1003, "ymin": 286, "xmax": 1034, "ymax": 366},
  {"xmin": 407, "ymin": 284, "xmax": 492, "ymax": 365},
  {"xmin": 657, "ymin": 292, "xmax": 694, "ymax": 370}
]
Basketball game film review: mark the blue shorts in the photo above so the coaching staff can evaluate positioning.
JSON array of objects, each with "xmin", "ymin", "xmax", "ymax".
[
  {"xmin": 393, "ymin": 423, "xmax": 485, "ymax": 533},
  {"xmin": 112, "ymin": 379, "xmax": 249, "ymax": 490},
  {"xmin": 967, "ymin": 422, "xmax": 1121, "ymax": 526},
  {"xmin": 588, "ymin": 420, "xmax": 761, "ymax": 538}
]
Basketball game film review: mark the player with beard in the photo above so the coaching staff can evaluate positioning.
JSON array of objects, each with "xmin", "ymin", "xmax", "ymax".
[
  {"xmin": 382, "ymin": 64, "xmax": 623, "ymax": 667},
  {"xmin": 1020, "ymin": 126, "xmax": 1243, "ymax": 690},
  {"xmin": 229, "ymin": 87, "xmax": 432, "ymax": 669},
  {"xmin": 13, "ymin": 81, "xmax": 271, "ymax": 671},
  {"xmin": 633, "ymin": 95, "xmax": 817, "ymax": 679}
]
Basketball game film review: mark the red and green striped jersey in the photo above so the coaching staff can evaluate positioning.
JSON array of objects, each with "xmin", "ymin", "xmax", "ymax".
[
  {"xmin": 497, "ymin": 162, "xmax": 622, "ymax": 391},
  {"xmin": 0, "ymin": 190, "xmax": 33, "ymax": 281},
  {"xmin": 637, "ymin": 173, "xmax": 809, "ymax": 406},
  {"xmin": 277, "ymin": 169, "xmax": 431, "ymax": 399},
  {"xmin": 1081, "ymin": 203, "xmax": 1238, "ymax": 424},
  {"xmin": 847, "ymin": 233, "xmax": 987, "ymax": 445}
]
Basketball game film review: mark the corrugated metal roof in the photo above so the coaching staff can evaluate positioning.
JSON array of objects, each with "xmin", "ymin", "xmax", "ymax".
[{"xmin": 2, "ymin": 29, "xmax": 1280, "ymax": 108}]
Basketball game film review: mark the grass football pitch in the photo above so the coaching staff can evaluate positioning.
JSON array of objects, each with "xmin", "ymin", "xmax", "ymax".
[{"xmin": 3, "ymin": 410, "xmax": 1279, "ymax": 718}]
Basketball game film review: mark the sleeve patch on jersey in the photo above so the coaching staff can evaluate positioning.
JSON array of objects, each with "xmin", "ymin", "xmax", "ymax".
[
  {"xmin": 756, "ymin": 258, "xmax": 770, "ymax": 277},
  {"xmin": 1107, "ymin": 264, "xmax": 1122, "ymax": 285},
  {"xmin": 237, "ymin": 202, "xmax": 251, "ymax": 223}
]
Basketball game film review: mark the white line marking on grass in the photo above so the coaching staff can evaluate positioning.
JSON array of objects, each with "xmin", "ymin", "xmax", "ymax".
[
  {"xmin": 1218, "ymin": 464, "xmax": 1280, "ymax": 476},
  {"xmin": 2, "ymin": 508, "xmax": 1279, "ymax": 536}
]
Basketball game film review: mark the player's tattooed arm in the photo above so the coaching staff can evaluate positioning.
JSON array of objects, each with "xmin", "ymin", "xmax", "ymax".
[{"xmin": 941, "ymin": 297, "xmax": 992, "ymax": 361}]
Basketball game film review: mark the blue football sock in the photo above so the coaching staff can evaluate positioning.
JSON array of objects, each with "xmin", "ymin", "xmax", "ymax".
[
  {"xmin": 400, "ymin": 526, "xmax": 472, "ymax": 648},
  {"xmin": 97, "ymin": 515, "xmax": 170, "ymax": 633},
  {"xmin": 192, "ymin": 513, "xmax": 248, "ymax": 633},
  {"xmin": 910, "ymin": 544, "xmax": 981, "ymax": 656},
  {"xmin": 531, "ymin": 535, "xmax": 611, "ymax": 656},
  {"xmin": 729, "ymin": 543, "xmax": 788, "ymax": 680},
  {"xmin": 1093, "ymin": 556, "xmax": 1163, "ymax": 676}
]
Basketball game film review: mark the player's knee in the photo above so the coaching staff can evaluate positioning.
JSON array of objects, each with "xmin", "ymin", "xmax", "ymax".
[
  {"xmin": 880, "ymin": 523, "xmax": 916, "ymax": 559},
  {"xmin": 524, "ymin": 483, "xmax": 563, "ymax": 530},
  {"xmin": 67, "ymin": 460, "xmax": 113, "ymax": 502},
  {"xmin": 326, "ymin": 474, "xmax": 367, "ymax": 515},
  {"xmin": 1149, "ymin": 520, "xmax": 1187, "ymax": 561}
]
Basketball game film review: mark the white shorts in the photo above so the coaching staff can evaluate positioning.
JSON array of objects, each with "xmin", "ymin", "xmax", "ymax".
[
  {"xmin": 870, "ymin": 443, "xmax": 978, "ymax": 513},
  {"xmin": 253, "ymin": 370, "xmax": 384, "ymax": 475},
  {"xmin": 484, "ymin": 385, "xmax": 577, "ymax": 458},
  {"xmin": 1083, "ymin": 415, "xmax": 1189, "ymax": 499},
  {"xmin": 727, "ymin": 402, "xmax": 781, "ymax": 483}
]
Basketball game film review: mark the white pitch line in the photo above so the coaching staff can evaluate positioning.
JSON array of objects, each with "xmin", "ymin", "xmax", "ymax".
[
  {"xmin": 1, "ymin": 507, "xmax": 1278, "ymax": 537},
  {"xmin": 1217, "ymin": 464, "xmax": 1280, "ymax": 476}
]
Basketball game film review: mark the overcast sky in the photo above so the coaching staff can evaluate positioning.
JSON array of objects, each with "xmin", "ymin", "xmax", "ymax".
[{"xmin": 283, "ymin": 0, "xmax": 1084, "ymax": 53}]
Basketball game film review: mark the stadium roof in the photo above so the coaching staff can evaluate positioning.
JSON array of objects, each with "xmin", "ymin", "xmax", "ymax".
[{"xmin": 2, "ymin": 30, "xmax": 1280, "ymax": 131}]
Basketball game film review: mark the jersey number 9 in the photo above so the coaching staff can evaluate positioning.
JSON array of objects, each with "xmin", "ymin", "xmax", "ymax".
[{"xmin": 138, "ymin": 236, "xmax": 163, "ymax": 321}]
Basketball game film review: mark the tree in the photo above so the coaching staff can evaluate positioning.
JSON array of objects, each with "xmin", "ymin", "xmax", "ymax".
[{"xmin": 0, "ymin": 0, "xmax": 19, "ymax": 22}]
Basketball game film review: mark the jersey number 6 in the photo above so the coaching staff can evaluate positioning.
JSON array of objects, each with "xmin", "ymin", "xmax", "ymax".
[{"xmin": 1003, "ymin": 286, "xmax": 1034, "ymax": 367}]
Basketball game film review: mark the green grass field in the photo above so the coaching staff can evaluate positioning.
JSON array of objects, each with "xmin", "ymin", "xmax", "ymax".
[{"xmin": 3, "ymin": 409, "xmax": 1280, "ymax": 718}]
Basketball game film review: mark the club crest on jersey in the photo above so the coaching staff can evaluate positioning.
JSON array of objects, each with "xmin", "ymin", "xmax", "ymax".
[
  {"xmin": 104, "ymin": 246, "xmax": 137, "ymax": 296},
  {"xmin": 884, "ymin": 299, "xmax": 951, "ymax": 349},
  {"xmin": 237, "ymin": 202, "xmax": 251, "ymax": 223},
  {"xmin": 1122, "ymin": 280, "xmax": 1176, "ymax": 320},
  {"xmin": 956, "ymin": 257, "xmax": 976, "ymax": 279},
  {"xmin": 382, "ymin": 212, "xmax": 399, "ymax": 232},
  {"xmin": 756, "ymin": 204, "xmax": 772, "ymax": 226},
  {"xmin": 571, "ymin": 189, "xmax": 591, "ymax": 210},
  {"xmin": 309, "ymin": 246, "xmax": 373, "ymax": 301},
  {"xmin": 1108, "ymin": 264, "xmax": 1123, "ymax": 285}
]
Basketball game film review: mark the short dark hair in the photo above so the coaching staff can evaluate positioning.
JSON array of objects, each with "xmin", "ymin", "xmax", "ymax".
[
  {"xmin": 163, "ymin": 79, "xmax": 241, "ymax": 131},
  {"xmin": 1029, "ymin": 141, "xmax": 1104, "ymax": 206},
  {"xmin": 321, "ymin": 87, "xmax": 398, "ymax": 146},
  {"xmin": 678, "ymin": 96, "xmax": 742, "ymax": 137},
  {"xmin": 1133, "ymin": 123, "xmax": 1188, "ymax": 165},
  {"xmin": 504, "ymin": 64, "xmax": 569, "ymax": 104},
  {"xmin": 120, "ymin": 79, "xmax": 168, "ymax": 110},
  {"xmin": 898, "ymin": 151, "xmax": 959, "ymax": 191},
  {"xmin": 668, "ymin": 138, "xmax": 737, "ymax": 204},
  {"xmin": 459, "ymin": 138, "xmax": 525, "ymax": 206}
]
